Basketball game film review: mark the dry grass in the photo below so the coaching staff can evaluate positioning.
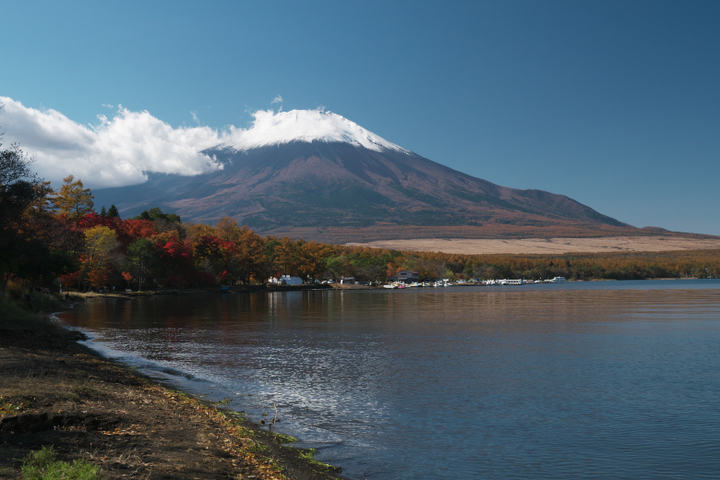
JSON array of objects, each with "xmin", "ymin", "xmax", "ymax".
[{"xmin": 347, "ymin": 235, "xmax": 720, "ymax": 255}]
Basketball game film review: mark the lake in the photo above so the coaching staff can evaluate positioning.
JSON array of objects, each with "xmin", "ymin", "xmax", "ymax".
[{"xmin": 59, "ymin": 280, "xmax": 720, "ymax": 479}]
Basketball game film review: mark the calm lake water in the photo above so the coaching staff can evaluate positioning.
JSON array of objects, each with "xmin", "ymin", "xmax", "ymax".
[{"xmin": 59, "ymin": 280, "xmax": 720, "ymax": 479}]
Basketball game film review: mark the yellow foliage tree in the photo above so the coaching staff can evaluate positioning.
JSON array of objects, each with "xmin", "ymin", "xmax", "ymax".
[
  {"xmin": 83, "ymin": 226, "xmax": 120, "ymax": 270},
  {"xmin": 215, "ymin": 216, "xmax": 243, "ymax": 242},
  {"xmin": 296, "ymin": 241, "xmax": 333, "ymax": 281},
  {"xmin": 52, "ymin": 175, "xmax": 94, "ymax": 219},
  {"xmin": 274, "ymin": 237, "xmax": 298, "ymax": 275},
  {"xmin": 185, "ymin": 222, "xmax": 216, "ymax": 242}
]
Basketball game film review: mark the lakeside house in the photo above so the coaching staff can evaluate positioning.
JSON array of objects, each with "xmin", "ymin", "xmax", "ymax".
[
  {"xmin": 388, "ymin": 270, "xmax": 420, "ymax": 283},
  {"xmin": 268, "ymin": 275, "xmax": 304, "ymax": 285}
]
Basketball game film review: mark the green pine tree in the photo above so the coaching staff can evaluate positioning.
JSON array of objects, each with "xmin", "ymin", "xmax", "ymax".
[{"xmin": 107, "ymin": 204, "xmax": 120, "ymax": 218}]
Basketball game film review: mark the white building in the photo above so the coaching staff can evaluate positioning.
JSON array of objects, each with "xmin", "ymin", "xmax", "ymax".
[{"xmin": 268, "ymin": 275, "xmax": 304, "ymax": 285}]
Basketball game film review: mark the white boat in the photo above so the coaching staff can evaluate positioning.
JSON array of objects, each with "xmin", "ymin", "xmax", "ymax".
[{"xmin": 543, "ymin": 277, "xmax": 567, "ymax": 283}]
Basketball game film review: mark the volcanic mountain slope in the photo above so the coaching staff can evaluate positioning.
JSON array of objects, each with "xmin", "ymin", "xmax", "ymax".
[{"xmin": 94, "ymin": 109, "xmax": 638, "ymax": 242}]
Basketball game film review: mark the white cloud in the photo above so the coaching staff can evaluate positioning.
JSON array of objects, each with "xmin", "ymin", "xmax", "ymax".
[
  {"xmin": 271, "ymin": 95, "xmax": 283, "ymax": 104},
  {"xmin": 0, "ymin": 97, "xmax": 224, "ymax": 189},
  {"xmin": 0, "ymin": 97, "xmax": 408, "ymax": 190}
]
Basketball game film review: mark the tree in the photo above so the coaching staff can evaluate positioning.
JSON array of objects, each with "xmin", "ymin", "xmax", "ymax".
[
  {"xmin": 107, "ymin": 204, "xmax": 120, "ymax": 218},
  {"xmin": 124, "ymin": 238, "xmax": 160, "ymax": 291},
  {"xmin": 88, "ymin": 268, "xmax": 109, "ymax": 289},
  {"xmin": 80, "ymin": 226, "xmax": 120, "ymax": 290},
  {"xmin": 134, "ymin": 207, "xmax": 182, "ymax": 235},
  {"xmin": 325, "ymin": 256, "xmax": 352, "ymax": 281},
  {"xmin": 83, "ymin": 226, "xmax": 120, "ymax": 268},
  {"xmin": 158, "ymin": 236, "xmax": 193, "ymax": 286},
  {"xmin": 0, "ymin": 134, "xmax": 50, "ymax": 295},
  {"xmin": 215, "ymin": 217, "xmax": 242, "ymax": 242},
  {"xmin": 135, "ymin": 207, "xmax": 181, "ymax": 223},
  {"xmin": 52, "ymin": 175, "xmax": 94, "ymax": 219},
  {"xmin": 274, "ymin": 237, "xmax": 298, "ymax": 275},
  {"xmin": 296, "ymin": 241, "xmax": 333, "ymax": 281},
  {"xmin": 24, "ymin": 180, "xmax": 55, "ymax": 216},
  {"xmin": 233, "ymin": 227, "xmax": 270, "ymax": 284}
]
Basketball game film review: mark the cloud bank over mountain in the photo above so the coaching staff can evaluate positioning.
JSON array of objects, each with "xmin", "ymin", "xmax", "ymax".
[
  {"xmin": 0, "ymin": 97, "xmax": 406, "ymax": 189},
  {"xmin": 0, "ymin": 97, "xmax": 226, "ymax": 188}
]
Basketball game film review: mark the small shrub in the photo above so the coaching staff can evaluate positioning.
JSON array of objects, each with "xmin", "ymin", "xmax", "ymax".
[
  {"xmin": 20, "ymin": 445, "xmax": 100, "ymax": 480},
  {"xmin": 0, "ymin": 297, "xmax": 37, "ymax": 328},
  {"xmin": 30, "ymin": 293, "xmax": 63, "ymax": 313},
  {"xmin": 6, "ymin": 278, "xmax": 23, "ymax": 301}
]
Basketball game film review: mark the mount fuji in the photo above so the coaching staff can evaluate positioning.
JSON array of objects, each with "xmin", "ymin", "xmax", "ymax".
[{"xmin": 93, "ymin": 109, "xmax": 639, "ymax": 243}]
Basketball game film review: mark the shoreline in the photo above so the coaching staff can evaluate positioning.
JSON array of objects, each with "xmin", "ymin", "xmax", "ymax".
[{"xmin": 0, "ymin": 299, "xmax": 344, "ymax": 479}]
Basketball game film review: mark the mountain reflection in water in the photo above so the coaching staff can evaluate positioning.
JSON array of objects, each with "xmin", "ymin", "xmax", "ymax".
[{"xmin": 60, "ymin": 280, "xmax": 720, "ymax": 479}]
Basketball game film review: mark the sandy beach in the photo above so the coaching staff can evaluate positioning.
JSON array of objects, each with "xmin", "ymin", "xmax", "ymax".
[{"xmin": 346, "ymin": 235, "xmax": 720, "ymax": 255}]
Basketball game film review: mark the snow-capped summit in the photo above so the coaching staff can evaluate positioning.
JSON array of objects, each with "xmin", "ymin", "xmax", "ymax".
[{"xmin": 221, "ymin": 109, "xmax": 410, "ymax": 153}]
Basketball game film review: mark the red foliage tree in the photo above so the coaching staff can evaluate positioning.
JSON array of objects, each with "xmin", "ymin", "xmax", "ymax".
[
  {"xmin": 59, "ymin": 271, "xmax": 80, "ymax": 288},
  {"xmin": 158, "ymin": 237, "xmax": 194, "ymax": 285},
  {"xmin": 76, "ymin": 212, "xmax": 120, "ymax": 231},
  {"xmin": 119, "ymin": 219, "xmax": 157, "ymax": 243}
]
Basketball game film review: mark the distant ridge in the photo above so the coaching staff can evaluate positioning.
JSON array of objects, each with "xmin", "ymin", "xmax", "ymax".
[{"xmin": 94, "ymin": 109, "xmax": 641, "ymax": 243}]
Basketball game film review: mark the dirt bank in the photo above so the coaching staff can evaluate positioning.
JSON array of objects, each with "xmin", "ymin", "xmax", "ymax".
[{"xmin": 0, "ymin": 303, "xmax": 342, "ymax": 479}]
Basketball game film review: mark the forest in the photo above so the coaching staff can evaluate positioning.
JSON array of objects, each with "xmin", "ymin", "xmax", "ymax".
[{"xmin": 2, "ymin": 140, "xmax": 720, "ymax": 300}]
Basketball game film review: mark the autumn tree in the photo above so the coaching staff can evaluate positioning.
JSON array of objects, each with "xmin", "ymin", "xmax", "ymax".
[
  {"xmin": 157, "ymin": 236, "xmax": 194, "ymax": 286},
  {"xmin": 233, "ymin": 227, "xmax": 271, "ymax": 284},
  {"xmin": 133, "ymin": 207, "xmax": 182, "ymax": 235},
  {"xmin": 122, "ymin": 271, "xmax": 133, "ymax": 289},
  {"xmin": 192, "ymin": 235, "xmax": 237, "ymax": 284},
  {"xmin": 215, "ymin": 217, "xmax": 243, "ymax": 242},
  {"xmin": 296, "ymin": 241, "xmax": 333, "ymax": 281},
  {"xmin": 273, "ymin": 237, "xmax": 299, "ymax": 275},
  {"xmin": 81, "ymin": 226, "xmax": 121, "ymax": 290},
  {"xmin": 119, "ymin": 219, "xmax": 157, "ymax": 244},
  {"xmin": 53, "ymin": 175, "xmax": 94, "ymax": 219},
  {"xmin": 185, "ymin": 222, "xmax": 216, "ymax": 242}
]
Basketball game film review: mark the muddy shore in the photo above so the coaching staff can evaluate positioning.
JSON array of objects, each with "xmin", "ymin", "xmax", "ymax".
[{"xmin": 0, "ymin": 300, "xmax": 344, "ymax": 479}]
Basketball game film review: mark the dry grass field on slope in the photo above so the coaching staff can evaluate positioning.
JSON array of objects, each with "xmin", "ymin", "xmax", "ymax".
[{"xmin": 346, "ymin": 235, "xmax": 720, "ymax": 255}]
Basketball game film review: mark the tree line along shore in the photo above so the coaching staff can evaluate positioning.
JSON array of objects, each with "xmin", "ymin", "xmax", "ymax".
[{"xmin": 3, "ymin": 164, "xmax": 720, "ymax": 303}]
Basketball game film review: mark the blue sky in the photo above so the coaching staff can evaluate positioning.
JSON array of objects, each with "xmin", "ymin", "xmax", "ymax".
[{"xmin": 2, "ymin": 1, "xmax": 719, "ymax": 234}]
